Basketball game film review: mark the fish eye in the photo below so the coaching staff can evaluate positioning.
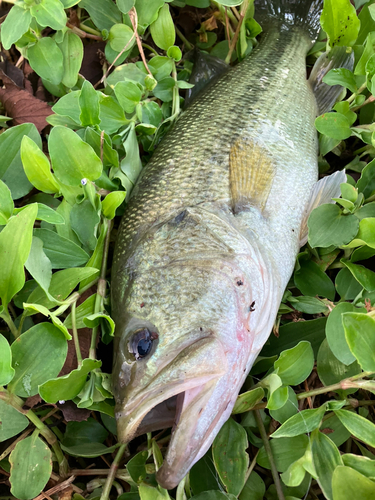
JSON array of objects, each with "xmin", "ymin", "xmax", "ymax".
[{"xmin": 129, "ymin": 328, "xmax": 158, "ymax": 360}]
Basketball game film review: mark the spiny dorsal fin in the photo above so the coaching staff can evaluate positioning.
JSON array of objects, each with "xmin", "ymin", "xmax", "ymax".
[
  {"xmin": 299, "ymin": 170, "xmax": 347, "ymax": 246},
  {"xmin": 229, "ymin": 138, "xmax": 276, "ymax": 214}
]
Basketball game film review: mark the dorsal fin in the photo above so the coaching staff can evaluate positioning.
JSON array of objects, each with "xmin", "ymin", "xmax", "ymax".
[{"xmin": 229, "ymin": 138, "xmax": 276, "ymax": 214}]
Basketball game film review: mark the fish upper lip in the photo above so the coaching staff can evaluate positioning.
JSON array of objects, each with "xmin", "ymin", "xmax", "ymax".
[{"xmin": 115, "ymin": 335, "xmax": 228, "ymax": 444}]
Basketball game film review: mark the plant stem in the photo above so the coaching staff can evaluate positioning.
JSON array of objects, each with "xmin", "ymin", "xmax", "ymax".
[
  {"xmin": 0, "ymin": 306, "xmax": 19, "ymax": 338},
  {"xmin": 129, "ymin": 7, "xmax": 153, "ymax": 77},
  {"xmin": 237, "ymin": 450, "xmax": 259, "ymax": 497},
  {"xmin": 225, "ymin": 0, "xmax": 249, "ymax": 64},
  {"xmin": 254, "ymin": 410, "xmax": 285, "ymax": 500},
  {"xmin": 71, "ymin": 300, "xmax": 83, "ymax": 367},
  {"xmin": 296, "ymin": 371, "xmax": 375, "ymax": 400},
  {"xmin": 347, "ymin": 82, "xmax": 368, "ymax": 104},
  {"xmin": 78, "ymin": 23, "xmax": 102, "ymax": 36},
  {"xmin": 175, "ymin": 26, "xmax": 194, "ymax": 51},
  {"xmin": 142, "ymin": 43, "xmax": 159, "ymax": 56},
  {"xmin": 100, "ymin": 444, "xmax": 127, "ymax": 500}
]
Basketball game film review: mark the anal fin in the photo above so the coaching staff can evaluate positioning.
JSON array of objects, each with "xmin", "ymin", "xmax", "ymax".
[
  {"xmin": 229, "ymin": 138, "xmax": 276, "ymax": 214},
  {"xmin": 299, "ymin": 170, "xmax": 347, "ymax": 246}
]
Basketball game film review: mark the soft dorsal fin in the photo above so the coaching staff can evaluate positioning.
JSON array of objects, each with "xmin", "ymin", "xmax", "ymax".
[
  {"xmin": 229, "ymin": 138, "xmax": 276, "ymax": 214},
  {"xmin": 309, "ymin": 46, "xmax": 355, "ymax": 115},
  {"xmin": 299, "ymin": 170, "xmax": 347, "ymax": 246}
]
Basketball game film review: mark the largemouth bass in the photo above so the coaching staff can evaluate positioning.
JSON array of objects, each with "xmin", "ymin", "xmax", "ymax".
[{"xmin": 112, "ymin": 0, "xmax": 348, "ymax": 489}]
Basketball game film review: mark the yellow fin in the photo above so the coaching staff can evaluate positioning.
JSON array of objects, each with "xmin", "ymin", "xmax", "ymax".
[{"xmin": 229, "ymin": 138, "xmax": 276, "ymax": 214}]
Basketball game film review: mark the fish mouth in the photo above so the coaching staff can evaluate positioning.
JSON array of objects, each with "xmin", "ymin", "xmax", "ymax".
[{"xmin": 115, "ymin": 336, "xmax": 229, "ymax": 489}]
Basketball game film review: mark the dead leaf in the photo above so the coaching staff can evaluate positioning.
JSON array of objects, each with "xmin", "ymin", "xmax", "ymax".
[
  {"xmin": 57, "ymin": 400, "xmax": 90, "ymax": 422},
  {"xmin": 0, "ymin": 69, "xmax": 52, "ymax": 132},
  {"xmin": 24, "ymin": 394, "xmax": 42, "ymax": 408},
  {"xmin": 202, "ymin": 16, "xmax": 218, "ymax": 31}
]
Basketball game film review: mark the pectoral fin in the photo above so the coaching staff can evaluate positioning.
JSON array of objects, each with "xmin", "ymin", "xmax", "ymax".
[
  {"xmin": 229, "ymin": 138, "xmax": 276, "ymax": 214},
  {"xmin": 309, "ymin": 46, "xmax": 354, "ymax": 115},
  {"xmin": 299, "ymin": 170, "xmax": 347, "ymax": 246}
]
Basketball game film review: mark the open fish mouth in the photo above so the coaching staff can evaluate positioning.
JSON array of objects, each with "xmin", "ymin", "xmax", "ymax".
[{"xmin": 115, "ymin": 336, "xmax": 229, "ymax": 489}]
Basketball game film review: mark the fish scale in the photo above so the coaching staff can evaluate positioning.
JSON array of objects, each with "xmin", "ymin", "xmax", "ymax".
[{"xmin": 111, "ymin": 0, "xmax": 347, "ymax": 489}]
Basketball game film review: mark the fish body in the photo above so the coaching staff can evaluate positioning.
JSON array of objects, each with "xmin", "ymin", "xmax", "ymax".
[{"xmin": 112, "ymin": 0, "xmax": 342, "ymax": 489}]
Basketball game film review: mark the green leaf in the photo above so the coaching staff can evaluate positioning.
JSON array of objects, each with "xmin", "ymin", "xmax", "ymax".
[
  {"xmin": 21, "ymin": 136, "xmax": 60, "ymax": 194},
  {"xmin": 326, "ymin": 302, "xmax": 366, "ymax": 365},
  {"xmin": 153, "ymin": 76, "xmax": 175, "ymax": 102},
  {"xmin": 0, "ymin": 204, "xmax": 38, "ymax": 307},
  {"xmin": 335, "ymin": 409, "xmax": 375, "ymax": 448},
  {"xmin": 345, "ymin": 218, "xmax": 375, "ymax": 248},
  {"xmin": 323, "ymin": 68, "xmax": 358, "ymax": 93},
  {"xmin": 135, "ymin": 0, "xmax": 164, "ymax": 30},
  {"xmin": 320, "ymin": 0, "xmax": 360, "ymax": 48},
  {"xmin": 190, "ymin": 454, "xmax": 222, "ymax": 495},
  {"xmin": 269, "ymin": 387, "xmax": 298, "ymax": 424},
  {"xmin": 272, "ymin": 406, "xmax": 326, "ymax": 438},
  {"xmin": 150, "ymin": 3, "xmax": 175, "ymax": 50},
  {"xmin": 357, "ymin": 158, "xmax": 375, "ymax": 199},
  {"xmin": 79, "ymin": 0, "xmax": 122, "ymax": 31},
  {"xmin": 27, "ymin": 37, "xmax": 64, "ymax": 85},
  {"xmin": 0, "ymin": 399, "xmax": 28, "ymax": 442},
  {"xmin": 138, "ymin": 484, "xmax": 170, "ymax": 500},
  {"xmin": 238, "ymin": 471, "xmax": 265, "ymax": 500},
  {"xmin": 148, "ymin": 56, "xmax": 174, "ymax": 80},
  {"xmin": 70, "ymin": 199, "xmax": 100, "ymax": 252},
  {"xmin": 99, "ymin": 94, "xmax": 128, "ymax": 134},
  {"xmin": 317, "ymin": 338, "xmax": 361, "ymax": 390},
  {"xmin": 289, "ymin": 296, "xmax": 328, "ymax": 314},
  {"xmin": 0, "ymin": 123, "xmax": 41, "ymax": 200},
  {"xmin": 232, "ymin": 387, "xmax": 264, "ymax": 414},
  {"xmin": 109, "ymin": 23, "xmax": 135, "ymax": 52},
  {"xmin": 294, "ymin": 253, "xmax": 335, "ymax": 299},
  {"xmin": 308, "ymin": 204, "xmax": 359, "ymax": 248},
  {"xmin": 257, "ymin": 435, "xmax": 309, "ymax": 472},
  {"xmin": 83, "ymin": 312, "xmax": 115, "ymax": 337},
  {"xmin": 0, "ymin": 5, "xmax": 32, "ymax": 50},
  {"xmin": 127, "ymin": 450, "xmax": 148, "ymax": 483},
  {"xmin": 7, "ymin": 323, "xmax": 67, "ymax": 397},
  {"xmin": 315, "ymin": 112, "xmax": 352, "ymax": 140},
  {"xmin": 121, "ymin": 124, "xmax": 143, "ymax": 186},
  {"xmin": 30, "ymin": 0, "xmax": 67, "ymax": 30},
  {"xmin": 311, "ymin": 429, "xmax": 343, "ymax": 500},
  {"xmin": 33, "ymin": 228, "xmax": 90, "ymax": 269},
  {"xmin": 102, "ymin": 191, "xmax": 126, "ymax": 219},
  {"xmin": 342, "ymin": 259, "xmax": 375, "ymax": 291},
  {"xmin": 9, "ymin": 435, "xmax": 52, "ymax": 500},
  {"xmin": 267, "ymin": 385, "xmax": 288, "ymax": 411},
  {"xmin": 274, "ymin": 341, "xmax": 314, "ymax": 386},
  {"xmin": 39, "ymin": 358, "xmax": 101, "ymax": 403},
  {"xmin": 117, "ymin": 0, "xmax": 135, "ymax": 14},
  {"xmin": 58, "ymin": 30, "xmax": 83, "ymax": 88},
  {"xmin": 64, "ymin": 294, "xmax": 96, "ymax": 329},
  {"xmin": 0, "ymin": 335, "xmax": 15, "ymax": 386},
  {"xmin": 212, "ymin": 418, "xmax": 249, "ymax": 495},
  {"xmin": 0, "ymin": 180, "xmax": 14, "ymax": 224},
  {"xmin": 114, "ymin": 81, "xmax": 143, "ymax": 114},
  {"xmin": 342, "ymin": 312, "xmax": 375, "ymax": 371},
  {"xmin": 335, "ymin": 267, "xmax": 363, "ymax": 300},
  {"xmin": 215, "ymin": 0, "xmax": 244, "ymax": 5},
  {"xmin": 24, "ymin": 236, "xmax": 53, "ymax": 301},
  {"xmin": 332, "ymin": 466, "xmax": 375, "ymax": 500},
  {"xmin": 49, "ymin": 127, "xmax": 103, "ymax": 186},
  {"xmin": 342, "ymin": 454, "xmax": 375, "ymax": 478}
]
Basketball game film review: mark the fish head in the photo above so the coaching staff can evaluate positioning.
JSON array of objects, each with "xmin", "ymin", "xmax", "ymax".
[{"xmin": 112, "ymin": 208, "xmax": 268, "ymax": 488}]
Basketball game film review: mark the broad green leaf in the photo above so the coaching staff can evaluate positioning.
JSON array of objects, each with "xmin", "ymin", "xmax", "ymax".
[
  {"xmin": 83, "ymin": 312, "xmax": 115, "ymax": 337},
  {"xmin": 267, "ymin": 385, "xmax": 288, "ymax": 411},
  {"xmin": 0, "ymin": 204, "xmax": 38, "ymax": 307},
  {"xmin": 9, "ymin": 435, "xmax": 52, "ymax": 500},
  {"xmin": 342, "ymin": 454, "xmax": 375, "ymax": 478},
  {"xmin": 70, "ymin": 200, "xmax": 100, "ymax": 252},
  {"xmin": 311, "ymin": 429, "xmax": 343, "ymax": 500},
  {"xmin": 58, "ymin": 30, "xmax": 83, "ymax": 88},
  {"xmin": 342, "ymin": 259, "xmax": 375, "ymax": 291},
  {"xmin": 238, "ymin": 471, "xmax": 265, "ymax": 500},
  {"xmin": 323, "ymin": 68, "xmax": 358, "ymax": 93},
  {"xmin": 357, "ymin": 158, "xmax": 375, "ymax": 199},
  {"xmin": 317, "ymin": 338, "xmax": 361, "ymax": 390},
  {"xmin": 320, "ymin": 0, "xmax": 360, "ymax": 48},
  {"xmin": 274, "ymin": 341, "xmax": 314, "ymax": 386},
  {"xmin": 61, "ymin": 441, "xmax": 120, "ymax": 457},
  {"xmin": 55, "ymin": 199, "xmax": 81, "ymax": 245},
  {"xmin": 0, "ymin": 335, "xmax": 15, "ymax": 386},
  {"xmin": 33, "ymin": 228, "xmax": 90, "ymax": 269},
  {"xmin": 7, "ymin": 323, "xmax": 67, "ymax": 397},
  {"xmin": 215, "ymin": 0, "xmax": 244, "ymax": 5},
  {"xmin": 0, "ymin": 123, "xmax": 41, "ymax": 200},
  {"xmin": 232, "ymin": 387, "xmax": 264, "ymax": 414},
  {"xmin": 117, "ymin": 0, "xmax": 135, "ymax": 14},
  {"xmin": 269, "ymin": 387, "xmax": 299, "ymax": 424},
  {"xmin": 84, "ymin": 129, "xmax": 119, "ymax": 170},
  {"xmin": 22, "ymin": 303, "xmax": 71, "ymax": 339},
  {"xmin": 27, "ymin": 37, "xmax": 64, "ymax": 85},
  {"xmin": 109, "ymin": 23, "xmax": 135, "ymax": 53},
  {"xmin": 0, "ymin": 399, "xmax": 28, "ymax": 442},
  {"xmin": 51, "ymin": 90, "xmax": 80, "ymax": 123},
  {"xmin": 321, "ymin": 413, "xmax": 351, "ymax": 447},
  {"xmin": 335, "ymin": 409, "xmax": 375, "ymax": 448},
  {"xmin": 25, "ymin": 236, "xmax": 53, "ymax": 301},
  {"xmin": 294, "ymin": 254, "xmax": 335, "ymax": 300},
  {"xmin": 308, "ymin": 204, "xmax": 359, "ymax": 248},
  {"xmin": 102, "ymin": 191, "xmax": 126, "ymax": 219},
  {"xmin": 99, "ymin": 94, "xmax": 128, "ymax": 134},
  {"xmin": 326, "ymin": 302, "xmax": 366, "ymax": 365},
  {"xmin": 153, "ymin": 76, "xmax": 175, "ymax": 102},
  {"xmin": 272, "ymin": 406, "xmax": 326, "ymax": 439},
  {"xmin": 79, "ymin": 0, "xmax": 122, "ymax": 31},
  {"xmin": 315, "ymin": 112, "xmax": 352, "ymax": 140},
  {"xmin": 190, "ymin": 454, "xmax": 222, "ymax": 495},
  {"xmin": 39, "ymin": 358, "xmax": 101, "ymax": 403},
  {"xmin": 332, "ymin": 466, "xmax": 375, "ymax": 500},
  {"xmin": 345, "ymin": 218, "xmax": 375, "ymax": 248},
  {"xmin": 342, "ymin": 312, "xmax": 375, "ymax": 371},
  {"xmin": 289, "ymin": 296, "xmax": 328, "ymax": 315},
  {"xmin": 335, "ymin": 267, "xmax": 363, "ymax": 300},
  {"xmin": 1, "ymin": 5, "xmax": 32, "ymax": 50},
  {"xmin": 0, "ymin": 180, "xmax": 13, "ymax": 224},
  {"xmin": 114, "ymin": 81, "xmax": 143, "ymax": 114},
  {"xmin": 21, "ymin": 136, "xmax": 60, "ymax": 194},
  {"xmin": 30, "ymin": 0, "xmax": 67, "ymax": 30},
  {"xmin": 148, "ymin": 56, "xmax": 173, "ymax": 80},
  {"xmin": 135, "ymin": 0, "xmax": 164, "ymax": 30},
  {"xmin": 79, "ymin": 80, "xmax": 101, "ymax": 126},
  {"xmin": 257, "ymin": 435, "xmax": 309, "ymax": 472},
  {"xmin": 49, "ymin": 127, "xmax": 103, "ymax": 186},
  {"xmin": 127, "ymin": 450, "xmax": 148, "ymax": 483},
  {"xmin": 138, "ymin": 484, "xmax": 169, "ymax": 500},
  {"xmin": 141, "ymin": 101, "xmax": 163, "ymax": 127},
  {"xmin": 150, "ymin": 3, "xmax": 175, "ymax": 50},
  {"xmin": 121, "ymin": 124, "xmax": 143, "ymax": 186},
  {"xmin": 212, "ymin": 418, "xmax": 249, "ymax": 496}
]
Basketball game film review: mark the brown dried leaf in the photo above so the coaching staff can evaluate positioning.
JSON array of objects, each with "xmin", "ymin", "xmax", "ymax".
[
  {"xmin": 202, "ymin": 15, "xmax": 218, "ymax": 31},
  {"xmin": 57, "ymin": 400, "xmax": 90, "ymax": 422},
  {"xmin": 0, "ymin": 70, "xmax": 52, "ymax": 132}
]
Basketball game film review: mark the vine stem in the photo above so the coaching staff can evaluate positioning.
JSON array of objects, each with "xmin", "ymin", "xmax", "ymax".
[
  {"xmin": 175, "ymin": 26, "xmax": 194, "ymax": 51},
  {"xmin": 237, "ymin": 450, "xmax": 259, "ymax": 497},
  {"xmin": 296, "ymin": 371, "xmax": 375, "ymax": 400},
  {"xmin": 225, "ymin": 0, "xmax": 249, "ymax": 64},
  {"xmin": 254, "ymin": 410, "xmax": 285, "ymax": 500},
  {"xmin": 0, "ymin": 306, "xmax": 19, "ymax": 338},
  {"xmin": 129, "ymin": 7, "xmax": 153, "ymax": 77},
  {"xmin": 0, "ymin": 391, "xmax": 68, "ymax": 476},
  {"xmin": 100, "ymin": 444, "xmax": 127, "ymax": 500},
  {"xmin": 71, "ymin": 300, "xmax": 83, "ymax": 366}
]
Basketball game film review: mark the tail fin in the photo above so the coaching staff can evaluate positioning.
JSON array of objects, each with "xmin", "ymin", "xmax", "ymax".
[{"xmin": 255, "ymin": 0, "xmax": 324, "ymax": 41}]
